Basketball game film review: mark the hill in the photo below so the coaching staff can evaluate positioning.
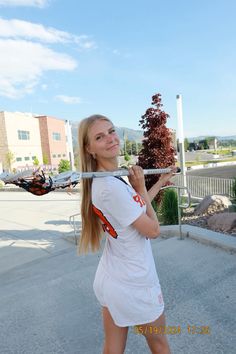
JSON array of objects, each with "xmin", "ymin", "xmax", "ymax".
[
  {"xmin": 188, "ymin": 135, "xmax": 236, "ymax": 142},
  {"xmin": 71, "ymin": 122, "xmax": 143, "ymax": 147}
]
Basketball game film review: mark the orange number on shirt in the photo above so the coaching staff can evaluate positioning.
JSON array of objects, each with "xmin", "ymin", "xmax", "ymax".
[
  {"xmin": 133, "ymin": 194, "xmax": 146, "ymax": 207},
  {"xmin": 92, "ymin": 205, "xmax": 118, "ymax": 239}
]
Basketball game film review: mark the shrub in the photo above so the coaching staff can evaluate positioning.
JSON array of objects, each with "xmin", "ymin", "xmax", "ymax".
[
  {"xmin": 33, "ymin": 157, "xmax": 40, "ymax": 166},
  {"xmin": 58, "ymin": 159, "xmax": 71, "ymax": 173},
  {"xmin": 124, "ymin": 153, "xmax": 131, "ymax": 162},
  {"xmin": 43, "ymin": 153, "xmax": 49, "ymax": 165},
  {"xmin": 159, "ymin": 188, "xmax": 178, "ymax": 225},
  {"xmin": 232, "ymin": 177, "xmax": 236, "ymax": 203}
]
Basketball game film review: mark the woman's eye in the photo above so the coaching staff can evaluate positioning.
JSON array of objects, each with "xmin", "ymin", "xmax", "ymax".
[
  {"xmin": 110, "ymin": 129, "xmax": 115, "ymax": 134},
  {"xmin": 96, "ymin": 136, "xmax": 101, "ymax": 140}
]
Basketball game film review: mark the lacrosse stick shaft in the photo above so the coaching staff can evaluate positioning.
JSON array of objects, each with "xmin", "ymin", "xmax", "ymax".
[
  {"xmin": 79, "ymin": 167, "xmax": 180, "ymax": 179},
  {"xmin": 0, "ymin": 167, "xmax": 180, "ymax": 187}
]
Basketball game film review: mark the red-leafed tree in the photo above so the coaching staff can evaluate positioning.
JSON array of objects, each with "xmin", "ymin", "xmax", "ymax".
[{"xmin": 138, "ymin": 93, "xmax": 176, "ymax": 203}]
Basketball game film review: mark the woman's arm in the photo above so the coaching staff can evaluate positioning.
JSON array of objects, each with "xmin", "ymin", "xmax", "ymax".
[
  {"xmin": 147, "ymin": 169, "xmax": 175, "ymax": 201},
  {"xmin": 128, "ymin": 166, "xmax": 176, "ymax": 238},
  {"xmin": 128, "ymin": 166, "xmax": 160, "ymax": 239}
]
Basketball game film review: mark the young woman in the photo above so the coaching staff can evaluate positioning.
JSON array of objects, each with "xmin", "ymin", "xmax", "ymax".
[{"xmin": 78, "ymin": 114, "xmax": 173, "ymax": 354}]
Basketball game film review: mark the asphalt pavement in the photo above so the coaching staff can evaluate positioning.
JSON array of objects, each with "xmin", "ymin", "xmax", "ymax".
[
  {"xmin": 187, "ymin": 165, "xmax": 236, "ymax": 179},
  {"xmin": 0, "ymin": 191, "xmax": 236, "ymax": 354}
]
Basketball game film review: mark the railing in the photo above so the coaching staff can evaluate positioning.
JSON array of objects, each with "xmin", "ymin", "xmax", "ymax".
[
  {"xmin": 69, "ymin": 213, "xmax": 81, "ymax": 245},
  {"xmin": 172, "ymin": 175, "xmax": 235, "ymax": 199},
  {"xmin": 69, "ymin": 185, "xmax": 191, "ymax": 243},
  {"xmin": 161, "ymin": 185, "xmax": 191, "ymax": 239}
]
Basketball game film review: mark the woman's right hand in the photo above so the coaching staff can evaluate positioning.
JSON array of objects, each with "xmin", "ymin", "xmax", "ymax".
[{"xmin": 128, "ymin": 165, "xmax": 147, "ymax": 195}]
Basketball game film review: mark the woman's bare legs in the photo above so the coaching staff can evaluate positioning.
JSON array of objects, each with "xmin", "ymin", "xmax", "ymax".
[
  {"xmin": 137, "ymin": 312, "xmax": 171, "ymax": 354},
  {"xmin": 102, "ymin": 306, "xmax": 129, "ymax": 354}
]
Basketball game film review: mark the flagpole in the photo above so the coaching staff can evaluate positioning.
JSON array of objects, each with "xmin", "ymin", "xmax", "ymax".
[{"xmin": 176, "ymin": 94, "xmax": 187, "ymax": 191}]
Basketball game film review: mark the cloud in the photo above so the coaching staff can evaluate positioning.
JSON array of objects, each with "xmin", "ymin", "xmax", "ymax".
[
  {"xmin": 0, "ymin": 0, "xmax": 49, "ymax": 7},
  {"xmin": 0, "ymin": 39, "xmax": 77, "ymax": 99},
  {"xmin": 0, "ymin": 18, "xmax": 96, "ymax": 48},
  {"xmin": 0, "ymin": 18, "xmax": 96, "ymax": 99},
  {"xmin": 55, "ymin": 95, "xmax": 82, "ymax": 104}
]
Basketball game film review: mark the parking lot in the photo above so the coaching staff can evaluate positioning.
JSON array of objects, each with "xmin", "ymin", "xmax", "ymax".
[{"xmin": 0, "ymin": 191, "xmax": 236, "ymax": 354}]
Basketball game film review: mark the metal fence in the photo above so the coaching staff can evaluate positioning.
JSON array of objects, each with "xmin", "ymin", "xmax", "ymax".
[{"xmin": 172, "ymin": 175, "xmax": 235, "ymax": 199}]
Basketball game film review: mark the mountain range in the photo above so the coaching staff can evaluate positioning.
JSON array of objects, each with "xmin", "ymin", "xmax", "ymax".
[
  {"xmin": 71, "ymin": 122, "xmax": 143, "ymax": 146},
  {"xmin": 188, "ymin": 135, "xmax": 236, "ymax": 142},
  {"xmin": 71, "ymin": 121, "xmax": 236, "ymax": 146}
]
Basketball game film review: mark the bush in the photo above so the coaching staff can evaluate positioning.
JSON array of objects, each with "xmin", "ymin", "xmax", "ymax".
[
  {"xmin": 232, "ymin": 177, "xmax": 236, "ymax": 203},
  {"xmin": 159, "ymin": 188, "xmax": 178, "ymax": 225},
  {"xmin": 33, "ymin": 157, "xmax": 40, "ymax": 166},
  {"xmin": 124, "ymin": 153, "xmax": 131, "ymax": 162},
  {"xmin": 58, "ymin": 159, "xmax": 71, "ymax": 173}
]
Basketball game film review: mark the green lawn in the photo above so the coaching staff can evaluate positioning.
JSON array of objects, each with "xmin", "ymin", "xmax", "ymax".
[{"xmin": 184, "ymin": 157, "xmax": 236, "ymax": 167}]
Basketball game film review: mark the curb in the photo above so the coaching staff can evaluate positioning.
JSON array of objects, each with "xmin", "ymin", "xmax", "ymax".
[
  {"xmin": 160, "ymin": 225, "xmax": 236, "ymax": 253},
  {"xmin": 0, "ymin": 187, "xmax": 80, "ymax": 193}
]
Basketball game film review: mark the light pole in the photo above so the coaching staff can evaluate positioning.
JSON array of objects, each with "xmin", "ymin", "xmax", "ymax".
[{"xmin": 176, "ymin": 94, "xmax": 187, "ymax": 190}]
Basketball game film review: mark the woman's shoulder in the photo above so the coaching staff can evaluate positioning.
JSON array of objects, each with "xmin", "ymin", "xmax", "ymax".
[
  {"xmin": 92, "ymin": 176, "xmax": 130, "ymax": 197},
  {"xmin": 92, "ymin": 176, "xmax": 123, "ymax": 189}
]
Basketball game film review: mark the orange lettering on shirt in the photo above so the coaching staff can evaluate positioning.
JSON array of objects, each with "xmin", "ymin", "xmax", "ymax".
[
  {"xmin": 133, "ymin": 194, "xmax": 146, "ymax": 207},
  {"xmin": 92, "ymin": 205, "xmax": 118, "ymax": 238}
]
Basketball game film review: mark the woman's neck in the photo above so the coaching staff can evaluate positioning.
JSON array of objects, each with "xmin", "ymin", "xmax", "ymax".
[{"xmin": 97, "ymin": 158, "xmax": 119, "ymax": 172}]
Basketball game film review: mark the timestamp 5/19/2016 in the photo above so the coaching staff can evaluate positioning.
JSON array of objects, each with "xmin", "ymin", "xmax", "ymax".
[{"xmin": 133, "ymin": 325, "xmax": 211, "ymax": 335}]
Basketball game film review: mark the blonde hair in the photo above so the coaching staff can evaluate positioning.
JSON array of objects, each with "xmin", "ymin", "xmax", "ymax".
[{"xmin": 77, "ymin": 114, "xmax": 112, "ymax": 254}]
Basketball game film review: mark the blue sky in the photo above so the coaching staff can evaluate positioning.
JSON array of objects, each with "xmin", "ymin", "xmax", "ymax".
[{"xmin": 0, "ymin": 0, "xmax": 236, "ymax": 137}]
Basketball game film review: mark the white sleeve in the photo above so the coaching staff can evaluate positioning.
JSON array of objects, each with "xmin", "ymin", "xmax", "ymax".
[{"xmin": 101, "ymin": 178, "xmax": 144, "ymax": 228}]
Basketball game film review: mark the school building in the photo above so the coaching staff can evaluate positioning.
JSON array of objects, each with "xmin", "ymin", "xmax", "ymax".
[{"xmin": 0, "ymin": 111, "xmax": 74, "ymax": 173}]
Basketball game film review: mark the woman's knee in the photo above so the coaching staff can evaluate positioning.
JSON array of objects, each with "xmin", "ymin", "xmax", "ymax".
[{"xmin": 103, "ymin": 343, "xmax": 125, "ymax": 354}]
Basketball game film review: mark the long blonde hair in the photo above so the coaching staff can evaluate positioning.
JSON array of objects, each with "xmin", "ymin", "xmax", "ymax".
[{"xmin": 77, "ymin": 114, "xmax": 112, "ymax": 254}]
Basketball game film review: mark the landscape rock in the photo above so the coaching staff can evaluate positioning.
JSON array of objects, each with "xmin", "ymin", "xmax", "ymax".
[
  {"xmin": 207, "ymin": 212, "xmax": 236, "ymax": 233},
  {"xmin": 194, "ymin": 195, "xmax": 232, "ymax": 216}
]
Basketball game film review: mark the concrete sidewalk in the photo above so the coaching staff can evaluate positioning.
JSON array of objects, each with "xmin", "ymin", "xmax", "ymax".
[{"xmin": 0, "ymin": 191, "xmax": 236, "ymax": 354}]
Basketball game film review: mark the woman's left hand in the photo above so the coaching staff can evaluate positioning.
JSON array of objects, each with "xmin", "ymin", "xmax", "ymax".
[{"xmin": 158, "ymin": 165, "xmax": 177, "ymax": 187}]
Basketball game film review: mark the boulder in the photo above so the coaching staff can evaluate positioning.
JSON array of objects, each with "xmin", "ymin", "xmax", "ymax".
[
  {"xmin": 194, "ymin": 195, "xmax": 232, "ymax": 216},
  {"xmin": 207, "ymin": 212, "xmax": 236, "ymax": 233}
]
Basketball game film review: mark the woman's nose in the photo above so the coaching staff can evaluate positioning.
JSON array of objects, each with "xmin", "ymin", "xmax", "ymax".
[{"xmin": 105, "ymin": 133, "xmax": 114, "ymax": 143}]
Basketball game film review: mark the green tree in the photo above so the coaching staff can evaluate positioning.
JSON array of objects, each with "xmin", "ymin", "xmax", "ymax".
[
  {"xmin": 184, "ymin": 138, "xmax": 189, "ymax": 152},
  {"xmin": 5, "ymin": 150, "xmax": 15, "ymax": 172},
  {"xmin": 58, "ymin": 159, "xmax": 71, "ymax": 173},
  {"xmin": 198, "ymin": 139, "xmax": 209, "ymax": 150},
  {"xmin": 124, "ymin": 153, "xmax": 131, "ymax": 162},
  {"xmin": 125, "ymin": 140, "xmax": 133, "ymax": 155},
  {"xmin": 33, "ymin": 157, "xmax": 40, "ymax": 166},
  {"xmin": 43, "ymin": 153, "xmax": 49, "ymax": 165}
]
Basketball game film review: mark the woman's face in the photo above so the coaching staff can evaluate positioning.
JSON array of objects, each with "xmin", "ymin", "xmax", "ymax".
[{"xmin": 87, "ymin": 119, "xmax": 120, "ymax": 160}]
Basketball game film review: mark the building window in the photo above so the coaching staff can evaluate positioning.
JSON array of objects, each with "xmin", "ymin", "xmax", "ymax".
[
  {"xmin": 58, "ymin": 154, "xmax": 61, "ymax": 158},
  {"xmin": 32, "ymin": 156, "xmax": 36, "ymax": 160},
  {"xmin": 52, "ymin": 132, "xmax": 61, "ymax": 141},
  {"xmin": 24, "ymin": 157, "xmax": 30, "ymax": 161},
  {"xmin": 18, "ymin": 130, "xmax": 30, "ymax": 140},
  {"xmin": 63, "ymin": 154, "xmax": 66, "ymax": 157},
  {"xmin": 16, "ymin": 157, "xmax": 22, "ymax": 162},
  {"xmin": 52, "ymin": 154, "xmax": 56, "ymax": 158}
]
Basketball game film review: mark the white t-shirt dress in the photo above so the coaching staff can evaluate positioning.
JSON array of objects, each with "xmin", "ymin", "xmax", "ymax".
[{"xmin": 92, "ymin": 176, "xmax": 164, "ymax": 327}]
